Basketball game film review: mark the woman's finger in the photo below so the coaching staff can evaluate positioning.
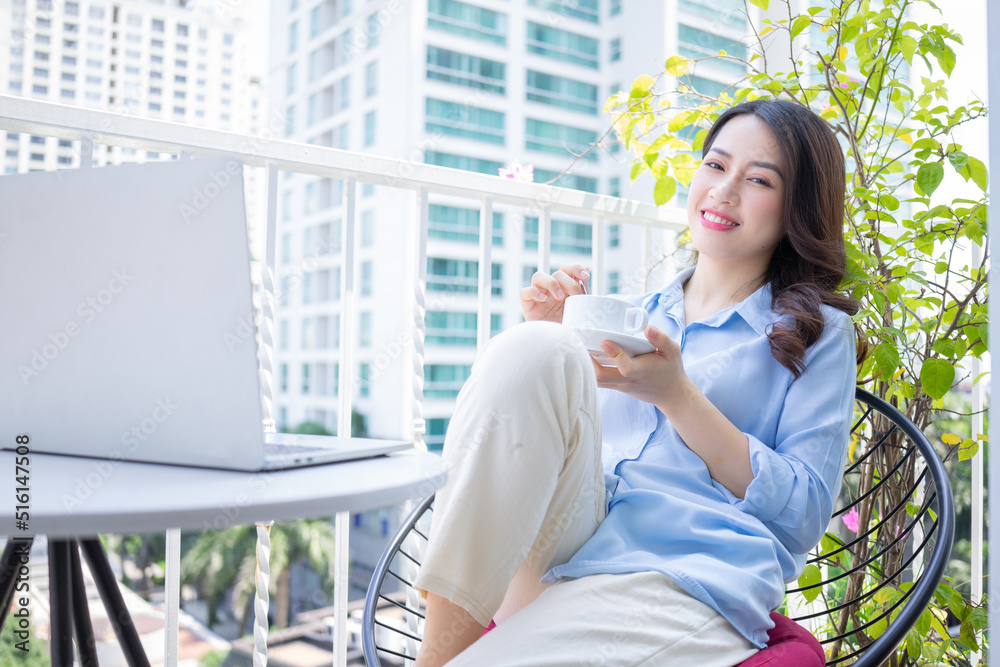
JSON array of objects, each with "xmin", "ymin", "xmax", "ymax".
[
  {"xmin": 519, "ymin": 285, "xmax": 548, "ymax": 303},
  {"xmin": 531, "ymin": 271, "xmax": 566, "ymax": 299}
]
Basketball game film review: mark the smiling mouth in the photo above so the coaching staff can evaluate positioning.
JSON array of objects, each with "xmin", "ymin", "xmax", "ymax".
[{"xmin": 702, "ymin": 211, "xmax": 739, "ymax": 227}]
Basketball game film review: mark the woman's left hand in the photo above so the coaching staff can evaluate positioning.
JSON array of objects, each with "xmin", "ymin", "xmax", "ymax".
[{"xmin": 594, "ymin": 325, "xmax": 691, "ymax": 412}]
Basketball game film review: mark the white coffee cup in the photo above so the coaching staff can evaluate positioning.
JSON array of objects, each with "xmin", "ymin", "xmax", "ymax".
[{"xmin": 562, "ymin": 295, "xmax": 648, "ymax": 335}]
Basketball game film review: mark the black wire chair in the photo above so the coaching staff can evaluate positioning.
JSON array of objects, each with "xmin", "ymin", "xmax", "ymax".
[{"xmin": 362, "ymin": 388, "xmax": 955, "ymax": 666}]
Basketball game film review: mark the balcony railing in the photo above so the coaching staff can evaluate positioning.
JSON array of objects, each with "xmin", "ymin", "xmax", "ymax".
[{"xmin": 0, "ymin": 93, "xmax": 684, "ymax": 666}]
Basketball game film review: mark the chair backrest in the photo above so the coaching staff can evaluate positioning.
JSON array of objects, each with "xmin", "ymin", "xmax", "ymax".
[{"xmin": 362, "ymin": 388, "xmax": 955, "ymax": 667}]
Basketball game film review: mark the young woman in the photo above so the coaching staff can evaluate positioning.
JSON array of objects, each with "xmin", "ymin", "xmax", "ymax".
[{"xmin": 412, "ymin": 100, "xmax": 863, "ymax": 666}]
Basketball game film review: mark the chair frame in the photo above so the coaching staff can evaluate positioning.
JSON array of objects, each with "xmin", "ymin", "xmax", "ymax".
[{"xmin": 362, "ymin": 388, "xmax": 955, "ymax": 666}]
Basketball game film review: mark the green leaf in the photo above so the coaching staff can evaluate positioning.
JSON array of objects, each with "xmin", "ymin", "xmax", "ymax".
[
  {"xmin": 966, "ymin": 155, "xmax": 988, "ymax": 191},
  {"xmin": 916, "ymin": 162, "xmax": 945, "ymax": 197},
  {"xmin": 920, "ymin": 358, "xmax": 955, "ymax": 399},
  {"xmin": 897, "ymin": 35, "xmax": 918, "ymax": 64},
  {"xmin": 873, "ymin": 342, "xmax": 901, "ymax": 378},
  {"xmin": 630, "ymin": 160, "xmax": 645, "ymax": 183},
  {"xmin": 664, "ymin": 55, "xmax": 690, "ymax": 76},
  {"xmin": 747, "ymin": 0, "xmax": 769, "ymax": 10},
  {"xmin": 797, "ymin": 563, "xmax": 822, "ymax": 602},
  {"xmin": 906, "ymin": 629, "xmax": 922, "ymax": 659},
  {"xmin": 630, "ymin": 74, "xmax": 657, "ymax": 96},
  {"xmin": 790, "ymin": 15, "xmax": 811, "ymax": 39},
  {"xmin": 947, "ymin": 151, "xmax": 969, "ymax": 170},
  {"xmin": 653, "ymin": 176, "xmax": 676, "ymax": 205},
  {"xmin": 932, "ymin": 339, "xmax": 956, "ymax": 358},
  {"xmin": 960, "ymin": 618, "xmax": 979, "ymax": 650}
]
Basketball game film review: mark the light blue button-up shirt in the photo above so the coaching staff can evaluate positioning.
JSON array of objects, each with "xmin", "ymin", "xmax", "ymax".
[{"xmin": 542, "ymin": 266, "xmax": 858, "ymax": 647}]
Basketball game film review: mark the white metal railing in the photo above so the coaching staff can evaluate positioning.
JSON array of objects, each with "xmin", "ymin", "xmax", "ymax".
[{"xmin": 0, "ymin": 94, "xmax": 683, "ymax": 667}]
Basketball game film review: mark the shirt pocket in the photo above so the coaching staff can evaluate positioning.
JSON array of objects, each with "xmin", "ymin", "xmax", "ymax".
[{"xmin": 599, "ymin": 389, "xmax": 658, "ymax": 476}]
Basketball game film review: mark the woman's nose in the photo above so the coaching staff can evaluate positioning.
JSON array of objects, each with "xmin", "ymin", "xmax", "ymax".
[{"xmin": 709, "ymin": 177, "xmax": 739, "ymax": 205}]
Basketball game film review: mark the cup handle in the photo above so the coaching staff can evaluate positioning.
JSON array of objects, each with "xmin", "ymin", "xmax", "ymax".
[{"xmin": 624, "ymin": 307, "xmax": 648, "ymax": 334}]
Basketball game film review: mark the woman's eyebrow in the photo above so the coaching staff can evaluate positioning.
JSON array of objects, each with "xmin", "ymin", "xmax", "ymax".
[{"xmin": 707, "ymin": 147, "xmax": 784, "ymax": 180}]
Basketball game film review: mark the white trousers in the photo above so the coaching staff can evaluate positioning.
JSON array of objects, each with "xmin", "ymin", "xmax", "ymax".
[{"xmin": 412, "ymin": 321, "xmax": 757, "ymax": 666}]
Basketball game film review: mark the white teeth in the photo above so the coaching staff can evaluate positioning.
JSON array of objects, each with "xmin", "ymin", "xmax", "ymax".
[{"xmin": 703, "ymin": 212, "xmax": 738, "ymax": 226}]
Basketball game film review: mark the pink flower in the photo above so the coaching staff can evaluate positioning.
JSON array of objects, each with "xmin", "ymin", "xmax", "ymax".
[
  {"xmin": 498, "ymin": 161, "xmax": 534, "ymax": 182},
  {"xmin": 842, "ymin": 507, "xmax": 860, "ymax": 533}
]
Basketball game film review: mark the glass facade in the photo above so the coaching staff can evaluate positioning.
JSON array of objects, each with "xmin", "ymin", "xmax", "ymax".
[
  {"xmin": 426, "ymin": 98, "xmax": 505, "ymax": 145},
  {"xmin": 526, "ymin": 22, "xmax": 599, "ymax": 69},
  {"xmin": 678, "ymin": 24, "xmax": 747, "ymax": 74},
  {"xmin": 678, "ymin": 0, "xmax": 747, "ymax": 29},
  {"xmin": 526, "ymin": 70, "xmax": 598, "ymax": 114},
  {"xmin": 527, "ymin": 0, "xmax": 599, "ymax": 23},
  {"xmin": 428, "ymin": 204, "xmax": 504, "ymax": 245},
  {"xmin": 533, "ymin": 168, "xmax": 598, "ymax": 193},
  {"xmin": 427, "ymin": 258, "xmax": 503, "ymax": 295},
  {"xmin": 425, "ymin": 150, "xmax": 504, "ymax": 176},
  {"xmin": 526, "ymin": 118, "xmax": 598, "ymax": 160},
  {"xmin": 524, "ymin": 217, "xmax": 592, "ymax": 254},
  {"xmin": 426, "ymin": 311, "xmax": 502, "ymax": 345},
  {"xmin": 426, "ymin": 46, "xmax": 506, "ymax": 93},
  {"xmin": 428, "ymin": 0, "xmax": 506, "ymax": 45},
  {"xmin": 425, "ymin": 364, "xmax": 472, "ymax": 398}
]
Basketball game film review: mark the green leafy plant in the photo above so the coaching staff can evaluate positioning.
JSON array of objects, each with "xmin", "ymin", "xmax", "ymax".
[{"xmin": 607, "ymin": 0, "xmax": 988, "ymax": 663}]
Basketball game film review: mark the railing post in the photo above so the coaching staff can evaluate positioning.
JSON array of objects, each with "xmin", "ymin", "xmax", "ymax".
[
  {"xmin": 477, "ymin": 197, "xmax": 493, "ymax": 350},
  {"xmin": 164, "ymin": 528, "xmax": 181, "ymax": 667}
]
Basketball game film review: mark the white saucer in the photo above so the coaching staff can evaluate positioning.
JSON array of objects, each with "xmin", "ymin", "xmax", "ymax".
[{"xmin": 569, "ymin": 327, "xmax": 656, "ymax": 367}]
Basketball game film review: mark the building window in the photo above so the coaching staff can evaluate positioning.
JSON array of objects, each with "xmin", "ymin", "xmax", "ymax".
[
  {"xmin": 525, "ymin": 70, "xmax": 598, "ymax": 115},
  {"xmin": 610, "ymin": 37, "xmax": 621, "ymax": 61},
  {"xmin": 608, "ymin": 223, "xmax": 620, "ymax": 247},
  {"xmin": 151, "ymin": 19, "xmax": 164, "ymax": 32},
  {"xmin": 527, "ymin": 0, "xmax": 599, "ymax": 23},
  {"xmin": 427, "ymin": 0, "xmax": 506, "ymax": 45},
  {"xmin": 301, "ymin": 316, "xmax": 313, "ymax": 349},
  {"xmin": 360, "ymin": 363, "xmax": 370, "ymax": 397},
  {"xmin": 427, "ymin": 258, "xmax": 502, "ymax": 295},
  {"xmin": 365, "ymin": 12, "xmax": 380, "ymax": 48},
  {"xmin": 607, "ymin": 271, "xmax": 620, "ymax": 294},
  {"xmin": 361, "ymin": 210, "xmax": 374, "ymax": 246},
  {"xmin": 308, "ymin": 48, "xmax": 320, "ymax": 81},
  {"xmin": 285, "ymin": 104, "xmax": 295, "ymax": 136},
  {"xmin": 424, "ymin": 151, "xmax": 503, "ymax": 176},
  {"xmin": 177, "ymin": 24, "xmax": 188, "ymax": 37},
  {"xmin": 289, "ymin": 20, "xmax": 299, "ymax": 53},
  {"xmin": 525, "ymin": 118, "xmax": 597, "ymax": 160},
  {"xmin": 425, "ymin": 365, "xmax": 472, "ymax": 398},
  {"xmin": 301, "ymin": 363, "xmax": 310, "ymax": 393},
  {"xmin": 363, "ymin": 110, "xmax": 375, "ymax": 146},
  {"xmin": 359, "ymin": 311, "xmax": 371, "ymax": 347},
  {"xmin": 310, "ymin": 5, "xmax": 321, "ymax": 38},
  {"xmin": 361, "ymin": 261, "xmax": 372, "ymax": 296},
  {"xmin": 609, "ymin": 177, "xmax": 620, "ymax": 198},
  {"xmin": 280, "ymin": 364, "xmax": 288, "ymax": 392},
  {"xmin": 532, "ymin": 168, "xmax": 598, "ymax": 193},
  {"xmin": 425, "ymin": 98, "xmax": 504, "ymax": 145},
  {"xmin": 365, "ymin": 60, "xmax": 377, "ymax": 97},
  {"xmin": 425, "ymin": 417, "xmax": 449, "ymax": 452},
  {"xmin": 524, "ymin": 217, "xmax": 592, "ymax": 254},
  {"xmin": 426, "ymin": 311, "xmax": 500, "ymax": 346},
  {"xmin": 428, "ymin": 204, "xmax": 503, "ymax": 245},
  {"xmin": 279, "ymin": 319, "xmax": 289, "ymax": 350},
  {"xmin": 526, "ymin": 22, "xmax": 598, "ymax": 68},
  {"xmin": 610, "ymin": 0, "xmax": 621, "ymax": 15},
  {"xmin": 678, "ymin": 24, "xmax": 747, "ymax": 74},
  {"xmin": 426, "ymin": 46, "xmax": 505, "ymax": 94}
]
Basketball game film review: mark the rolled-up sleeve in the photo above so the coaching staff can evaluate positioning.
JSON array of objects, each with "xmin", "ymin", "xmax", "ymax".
[{"xmin": 733, "ymin": 311, "xmax": 857, "ymax": 554}]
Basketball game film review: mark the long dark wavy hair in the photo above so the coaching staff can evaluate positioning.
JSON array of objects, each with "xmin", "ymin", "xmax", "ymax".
[{"xmin": 701, "ymin": 100, "xmax": 866, "ymax": 378}]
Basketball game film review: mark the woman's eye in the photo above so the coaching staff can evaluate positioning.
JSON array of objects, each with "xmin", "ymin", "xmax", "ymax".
[
  {"xmin": 705, "ymin": 161, "xmax": 724, "ymax": 170},
  {"xmin": 750, "ymin": 177, "xmax": 771, "ymax": 186}
]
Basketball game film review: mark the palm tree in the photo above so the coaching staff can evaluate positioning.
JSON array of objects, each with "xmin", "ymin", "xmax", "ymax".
[{"xmin": 181, "ymin": 518, "xmax": 337, "ymax": 633}]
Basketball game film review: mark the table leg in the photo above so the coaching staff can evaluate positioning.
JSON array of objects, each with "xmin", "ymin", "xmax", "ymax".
[
  {"xmin": 69, "ymin": 542, "xmax": 100, "ymax": 667},
  {"xmin": 0, "ymin": 537, "xmax": 32, "ymax": 630},
  {"xmin": 48, "ymin": 540, "xmax": 74, "ymax": 666},
  {"xmin": 80, "ymin": 537, "xmax": 151, "ymax": 667}
]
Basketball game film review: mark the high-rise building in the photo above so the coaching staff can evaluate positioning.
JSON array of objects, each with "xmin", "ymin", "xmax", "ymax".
[
  {"xmin": 267, "ymin": 0, "xmax": 751, "ymax": 447},
  {"xmin": 267, "ymin": 0, "xmax": 754, "ymax": 599},
  {"xmin": 0, "ymin": 0, "xmax": 267, "ymax": 249}
]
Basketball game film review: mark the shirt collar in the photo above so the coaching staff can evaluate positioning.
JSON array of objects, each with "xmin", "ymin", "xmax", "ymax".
[{"xmin": 641, "ymin": 266, "xmax": 781, "ymax": 336}]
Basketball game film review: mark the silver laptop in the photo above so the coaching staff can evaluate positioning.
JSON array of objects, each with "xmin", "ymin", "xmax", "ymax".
[{"xmin": 0, "ymin": 157, "xmax": 411, "ymax": 471}]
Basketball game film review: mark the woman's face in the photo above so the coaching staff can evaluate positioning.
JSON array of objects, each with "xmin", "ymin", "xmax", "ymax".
[{"xmin": 686, "ymin": 114, "xmax": 787, "ymax": 270}]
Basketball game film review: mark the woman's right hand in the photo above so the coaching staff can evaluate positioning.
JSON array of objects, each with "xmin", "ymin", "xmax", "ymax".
[{"xmin": 519, "ymin": 263, "xmax": 590, "ymax": 323}]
